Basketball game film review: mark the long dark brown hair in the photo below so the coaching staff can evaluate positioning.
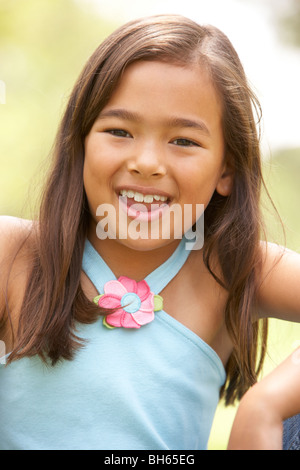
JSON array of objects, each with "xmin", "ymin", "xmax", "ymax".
[{"xmin": 6, "ymin": 14, "xmax": 269, "ymax": 405}]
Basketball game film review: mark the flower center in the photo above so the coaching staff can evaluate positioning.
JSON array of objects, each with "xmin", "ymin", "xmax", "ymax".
[{"xmin": 121, "ymin": 292, "xmax": 141, "ymax": 314}]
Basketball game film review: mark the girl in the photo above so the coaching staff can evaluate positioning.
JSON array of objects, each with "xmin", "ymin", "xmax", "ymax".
[{"xmin": 0, "ymin": 14, "xmax": 300, "ymax": 450}]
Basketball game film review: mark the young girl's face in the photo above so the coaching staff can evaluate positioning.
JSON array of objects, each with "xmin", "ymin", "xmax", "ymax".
[{"xmin": 84, "ymin": 60, "xmax": 232, "ymax": 251}]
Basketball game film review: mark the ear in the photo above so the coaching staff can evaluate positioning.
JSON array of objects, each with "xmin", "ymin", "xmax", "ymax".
[{"xmin": 216, "ymin": 162, "xmax": 234, "ymax": 197}]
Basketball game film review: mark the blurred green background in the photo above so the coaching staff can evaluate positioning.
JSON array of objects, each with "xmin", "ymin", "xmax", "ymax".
[{"xmin": 1, "ymin": 0, "xmax": 300, "ymax": 450}]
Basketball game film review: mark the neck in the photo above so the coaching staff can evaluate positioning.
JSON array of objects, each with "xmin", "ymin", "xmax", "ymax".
[{"xmin": 87, "ymin": 224, "xmax": 181, "ymax": 280}]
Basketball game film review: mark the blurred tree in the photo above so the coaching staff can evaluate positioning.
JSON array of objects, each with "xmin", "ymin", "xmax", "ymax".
[
  {"xmin": 245, "ymin": 0, "xmax": 300, "ymax": 48},
  {"xmin": 0, "ymin": 0, "xmax": 116, "ymax": 217},
  {"xmin": 278, "ymin": 0, "xmax": 300, "ymax": 47}
]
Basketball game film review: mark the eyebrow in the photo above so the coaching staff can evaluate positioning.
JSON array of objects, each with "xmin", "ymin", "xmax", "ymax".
[{"xmin": 97, "ymin": 108, "xmax": 211, "ymax": 136}]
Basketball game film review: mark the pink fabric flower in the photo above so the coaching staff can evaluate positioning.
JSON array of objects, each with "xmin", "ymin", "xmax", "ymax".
[{"xmin": 94, "ymin": 276, "xmax": 163, "ymax": 329}]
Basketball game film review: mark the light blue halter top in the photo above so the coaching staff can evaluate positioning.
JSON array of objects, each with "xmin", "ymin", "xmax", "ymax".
[{"xmin": 0, "ymin": 237, "xmax": 226, "ymax": 450}]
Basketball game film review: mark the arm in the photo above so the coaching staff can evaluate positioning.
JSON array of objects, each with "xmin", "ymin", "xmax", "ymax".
[
  {"xmin": 258, "ymin": 242, "xmax": 300, "ymax": 322},
  {"xmin": 227, "ymin": 348, "xmax": 300, "ymax": 450}
]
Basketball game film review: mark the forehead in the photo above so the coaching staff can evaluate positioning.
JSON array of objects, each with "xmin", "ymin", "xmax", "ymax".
[{"xmin": 102, "ymin": 60, "xmax": 223, "ymax": 133}]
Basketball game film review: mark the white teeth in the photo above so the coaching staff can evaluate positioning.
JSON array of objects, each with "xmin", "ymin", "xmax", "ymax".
[
  {"xmin": 119, "ymin": 189, "xmax": 168, "ymax": 203},
  {"xmin": 134, "ymin": 192, "xmax": 144, "ymax": 203}
]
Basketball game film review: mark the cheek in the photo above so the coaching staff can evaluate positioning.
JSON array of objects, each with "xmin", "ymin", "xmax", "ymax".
[
  {"xmin": 84, "ymin": 137, "xmax": 123, "ymax": 182},
  {"xmin": 177, "ymin": 163, "xmax": 221, "ymax": 206},
  {"xmin": 83, "ymin": 142, "xmax": 109, "ymax": 191},
  {"xmin": 84, "ymin": 140, "xmax": 103, "ymax": 177},
  {"xmin": 83, "ymin": 155, "xmax": 97, "ymax": 199},
  {"xmin": 83, "ymin": 146, "xmax": 107, "ymax": 212},
  {"xmin": 83, "ymin": 163, "xmax": 97, "ymax": 216}
]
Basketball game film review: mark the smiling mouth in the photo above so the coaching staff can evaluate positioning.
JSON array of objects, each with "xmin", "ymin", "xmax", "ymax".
[
  {"xmin": 119, "ymin": 189, "xmax": 169, "ymax": 204},
  {"xmin": 118, "ymin": 189, "xmax": 170, "ymax": 221}
]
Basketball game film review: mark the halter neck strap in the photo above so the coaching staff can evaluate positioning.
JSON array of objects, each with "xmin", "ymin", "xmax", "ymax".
[{"xmin": 82, "ymin": 236, "xmax": 193, "ymax": 295}]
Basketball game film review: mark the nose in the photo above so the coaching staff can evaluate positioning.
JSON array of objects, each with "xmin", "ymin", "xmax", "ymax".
[{"xmin": 126, "ymin": 142, "xmax": 167, "ymax": 178}]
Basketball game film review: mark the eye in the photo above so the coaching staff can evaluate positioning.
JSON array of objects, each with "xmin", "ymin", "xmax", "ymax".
[
  {"xmin": 172, "ymin": 138, "xmax": 200, "ymax": 147},
  {"xmin": 105, "ymin": 129, "xmax": 132, "ymax": 138}
]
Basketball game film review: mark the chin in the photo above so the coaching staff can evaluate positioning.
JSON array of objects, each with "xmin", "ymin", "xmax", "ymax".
[{"xmin": 116, "ymin": 236, "xmax": 181, "ymax": 253}]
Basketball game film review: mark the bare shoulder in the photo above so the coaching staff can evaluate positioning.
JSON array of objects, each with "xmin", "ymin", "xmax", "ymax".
[
  {"xmin": 259, "ymin": 240, "xmax": 300, "ymax": 279},
  {"xmin": 0, "ymin": 215, "xmax": 35, "ymax": 261},
  {"xmin": 258, "ymin": 241, "xmax": 300, "ymax": 320},
  {"xmin": 0, "ymin": 216, "xmax": 36, "ymax": 348},
  {"xmin": 1, "ymin": 213, "xmax": 33, "ymax": 232},
  {"xmin": 0, "ymin": 216, "xmax": 35, "ymax": 307},
  {"xmin": 0, "ymin": 215, "xmax": 33, "ymax": 238}
]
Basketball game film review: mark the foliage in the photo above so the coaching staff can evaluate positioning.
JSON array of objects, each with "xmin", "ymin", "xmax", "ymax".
[
  {"xmin": 262, "ymin": 147, "xmax": 300, "ymax": 251},
  {"xmin": 279, "ymin": 0, "xmax": 300, "ymax": 48},
  {"xmin": 0, "ymin": 0, "xmax": 116, "ymax": 217}
]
